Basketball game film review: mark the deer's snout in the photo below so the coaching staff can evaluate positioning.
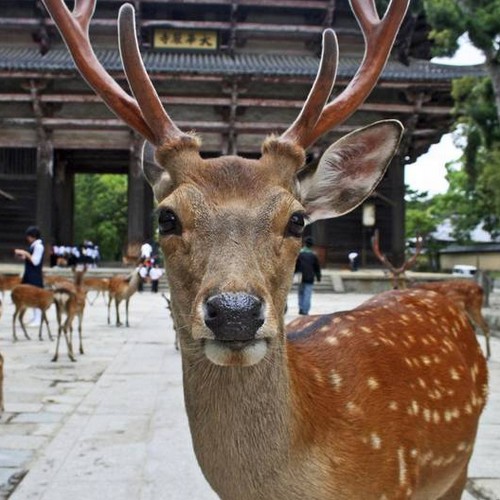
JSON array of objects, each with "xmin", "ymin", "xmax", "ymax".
[{"xmin": 204, "ymin": 292, "xmax": 265, "ymax": 342}]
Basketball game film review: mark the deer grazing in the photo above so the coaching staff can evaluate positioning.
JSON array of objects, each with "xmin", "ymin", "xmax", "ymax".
[
  {"xmin": 11, "ymin": 285, "xmax": 54, "ymax": 342},
  {"xmin": 107, "ymin": 268, "xmax": 141, "ymax": 327},
  {"xmin": 52, "ymin": 271, "xmax": 88, "ymax": 362},
  {"xmin": 43, "ymin": 0, "xmax": 488, "ymax": 498},
  {"xmin": 372, "ymin": 229, "xmax": 423, "ymax": 289},
  {"xmin": 411, "ymin": 279, "xmax": 491, "ymax": 360}
]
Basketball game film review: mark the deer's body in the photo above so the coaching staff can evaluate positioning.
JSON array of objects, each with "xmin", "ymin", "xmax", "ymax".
[
  {"xmin": 107, "ymin": 270, "xmax": 140, "ymax": 327},
  {"xmin": 83, "ymin": 276, "xmax": 110, "ymax": 305},
  {"xmin": 53, "ymin": 273, "xmax": 87, "ymax": 362},
  {"xmin": 43, "ymin": 0, "xmax": 488, "ymax": 497},
  {"xmin": 0, "ymin": 274, "xmax": 21, "ymax": 297},
  {"xmin": 11, "ymin": 284, "xmax": 54, "ymax": 341},
  {"xmin": 411, "ymin": 280, "xmax": 491, "ymax": 359}
]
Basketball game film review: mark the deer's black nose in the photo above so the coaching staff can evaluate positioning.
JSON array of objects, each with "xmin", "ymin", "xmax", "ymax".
[{"xmin": 204, "ymin": 292, "xmax": 265, "ymax": 342}]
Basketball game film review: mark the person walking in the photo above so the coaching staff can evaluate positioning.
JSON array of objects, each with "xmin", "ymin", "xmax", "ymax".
[
  {"xmin": 14, "ymin": 226, "xmax": 45, "ymax": 326},
  {"xmin": 295, "ymin": 236, "xmax": 321, "ymax": 315}
]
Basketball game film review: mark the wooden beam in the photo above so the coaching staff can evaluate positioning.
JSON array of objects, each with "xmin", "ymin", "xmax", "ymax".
[{"xmin": 0, "ymin": 93, "xmax": 453, "ymax": 115}]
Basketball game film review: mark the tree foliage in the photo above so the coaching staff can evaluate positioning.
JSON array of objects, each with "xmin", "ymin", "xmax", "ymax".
[{"xmin": 74, "ymin": 174, "xmax": 128, "ymax": 261}]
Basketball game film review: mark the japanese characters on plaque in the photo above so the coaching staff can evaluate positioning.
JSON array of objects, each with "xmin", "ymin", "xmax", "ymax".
[{"xmin": 153, "ymin": 29, "xmax": 218, "ymax": 50}]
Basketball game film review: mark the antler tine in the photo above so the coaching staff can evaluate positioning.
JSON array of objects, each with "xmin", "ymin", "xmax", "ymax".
[
  {"xmin": 42, "ymin": 0, "xmax": 155, "ymax": 143},
  {"xmin": 400, "ymin": 234, "xmax": 423, "ymax": 273},
  {"xmin": 298, "ymin": 0, "xmax": 410, "ymax": 149},
  {"xmin": 118, "ymin": 4, "xmax": 187, "ymax": 145},
  {"xmin": 280, "ymin": 29, "xmax": 338, "ymax": 145},
  {"xmin": 372, "ymin": 229, "xmax": 395, "ymax": 273}
]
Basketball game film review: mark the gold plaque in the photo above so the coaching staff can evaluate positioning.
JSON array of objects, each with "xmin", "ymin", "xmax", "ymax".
[{"xmin": 153, "ymin": 29, "xmax": 218, "ymax": 50}]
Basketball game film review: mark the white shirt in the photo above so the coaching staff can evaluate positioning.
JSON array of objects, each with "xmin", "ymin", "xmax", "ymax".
[
  {"xmin": 149, "ymin": 267, "xmax": 164, "ymax": 280},
  {"xmin": 30, "ymin": 239, "xmax": 44, "ymax": 266},
  {"xmin": 141, "ymin": 243, "xmax": 153, "ymax": 259}
]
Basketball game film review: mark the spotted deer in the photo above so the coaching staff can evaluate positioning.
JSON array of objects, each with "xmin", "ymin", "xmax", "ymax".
[
  {"xmin": 52, "ymin": 271, "xmax": 88, "ymax": 362},
  {"xmin": 11, "ymin": 284, "xmax": 54, "ymax": 342},
  {"xmin": 44, "ymin": 0, "xmax": 488, "ymax": 498},
  {"xmin": 411, "ymin": 279, "xmax": 491, "ymax": 360},
  {"xmin": 372, "ymin": 228, "xmax": 423, "ymax": 289},
  {"xmin": 107, "ymin": 268, "xmax": 141, "ymax": 327}
]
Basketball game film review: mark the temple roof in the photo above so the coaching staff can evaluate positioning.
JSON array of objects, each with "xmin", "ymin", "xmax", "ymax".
[{"xmin": 0, "ymin": 47, "xmax": 486, "ymax": 82}]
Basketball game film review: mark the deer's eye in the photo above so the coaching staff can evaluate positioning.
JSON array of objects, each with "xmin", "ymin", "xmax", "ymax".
[
  {"xmin": 158, "ymin": 209, "xmax": 181, "ymax": 236},
  {"xmin": 286, "ymin": 212, "xmax": 305, "ymax": 237}
]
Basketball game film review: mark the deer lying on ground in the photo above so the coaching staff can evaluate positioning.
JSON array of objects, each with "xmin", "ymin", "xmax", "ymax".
[
  {"xmin": 107, "ymin": 268, "xmax": 141, "ymax": 327},
  {"xmin": 411, "ymin": 279, "xmax": 491, "ymax": 360},
  {"xmin": 82, "ymin": 276, "xmax": 110, "ymax": 305},
  {"xmin": 372, "ymin": 229, "xmax": 423, "ymax": 289},
  {"xmin": 52, "ymin": 271, "xmax": 88, "ymax": 362},
  {"xmin": 44, "ymin": 0, "xmax": 488, "ymax": 498},
  {"xmin": 11, "ymin": 284, "xmax": 54, "ymax": 342}
]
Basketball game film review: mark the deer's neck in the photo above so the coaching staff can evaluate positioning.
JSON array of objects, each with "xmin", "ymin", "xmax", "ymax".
[{"xmin": 180, "ymin": 337, "xmax": 295, "ymax": 499}]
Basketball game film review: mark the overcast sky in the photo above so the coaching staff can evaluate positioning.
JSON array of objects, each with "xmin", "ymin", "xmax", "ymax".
[{"xmin": 404, "ymin": 36, "xmax": 486, "ymax": 196}]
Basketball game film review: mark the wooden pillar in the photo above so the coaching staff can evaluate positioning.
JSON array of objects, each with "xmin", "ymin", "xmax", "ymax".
[
  {"xmin": 53, "ymin": 159, "xmax": 74, "ymax": 244},
  {"xmin": 389, "ymin": 154, "xmax": 405, "ymax": 266},
  {"xmin": 36, "ymin": 136, "xmax": 54, "ymax": 247},
  {"xmin": 127, "ymin": 133, "xmax": 147, "ymax": 255}
]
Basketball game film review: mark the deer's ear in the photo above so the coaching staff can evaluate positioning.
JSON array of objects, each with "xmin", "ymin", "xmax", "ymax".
[
  {"xmin": 299, "ymin": 120, "xmax": 403, "ymax": 223},
  {"xmin": 142, "ymin": 141, "xmax": 173, "ymax": 202}
]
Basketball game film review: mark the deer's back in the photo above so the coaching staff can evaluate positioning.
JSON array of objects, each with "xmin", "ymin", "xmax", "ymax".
[
  {"xmin": 11, "ymin": 284, "xmax": 54, "ymax": 309},
  {"xmin": 285, "ymin": 289, "xmax": 488, "ymax": 499}
]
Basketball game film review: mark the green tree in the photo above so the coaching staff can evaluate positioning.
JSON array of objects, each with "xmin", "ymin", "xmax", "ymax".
[
  {"xmin": 423, "ymin": 0, "xmax": 500, "ymax": 121},
  {"xmin": 74, "ymin": 174, "xmax": 128, "ymax": 261}
]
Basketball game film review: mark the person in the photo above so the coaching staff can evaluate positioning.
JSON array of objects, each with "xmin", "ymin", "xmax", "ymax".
[
  {"xmin": 140, "ymin": 240, "xmax": 153, "ymax": 261},
  {"xmin": 14, "ymin": 226, "xmax": 45, "ymax": 325},
  {"xmin": 348, "ymin": 251, "xmax": 359, "ymax": 271},
  {"xmin": 138, "ymin": 264, "xmax": 149, "ymax": 292},
  {"xmin": 149, "ymin": 263, "xmax": 164, "ymax": 293},
  {"xmin": 294, "ymin": 236, "xmax": 321, "ymax": 315}
]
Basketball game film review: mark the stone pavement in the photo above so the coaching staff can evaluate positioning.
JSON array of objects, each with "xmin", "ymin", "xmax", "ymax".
[{"xmin": 0, "ymin": 289, "xmax": 498, "ymax": 499}]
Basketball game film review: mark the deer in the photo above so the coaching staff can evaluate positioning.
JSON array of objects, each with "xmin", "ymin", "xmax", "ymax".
[
  {"xmin": 107, "ymin": 268, "xmax": 141, "ymax": 327},
  {"xmin": 43, "ymin": 0, "xmax": 488, "ymax": 498},
  {"xmin": 0, "ymin": 274, "xmax": 22, "ymax": 299},
  {"xmin": 411, "ymin": 279, "xmax": 491, "ymax": 360},
  {"xmin": 162, "ymin": 292, "xmax": 179, "ymax": 350},
  {"xmin": 52, "ymin": 271, "xmax": 88, "ymax": 362},
  {"xmin": 11, "ymin": 284, "xmax": 54, "ymax": 342},
  {"xmin": 82, "ymin": 276, "xmax": 110, "ymax": 305},
  {"xmin": 372, "ymin": 228, "xmax": 423, "ymax": 289}
]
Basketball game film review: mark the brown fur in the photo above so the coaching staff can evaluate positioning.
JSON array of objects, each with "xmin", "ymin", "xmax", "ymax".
[
  {"xmin": 52, "ymin": 271, "xmax": 87, "ymax": 362},
  {"xmin": 83, "ymin": 276, "xmax": 110, "ymax": 305},
  {"xmin": 411, "ymin": 280, "xmax": 491, "ymax": 359},
  {"xmin": 107, "ymin": 270, "xmax": 141, "ymax": 327},
  {"xmin": 11, "ymin": 284, "xmax": 54, "ymax": 341},
  {"xmin": 0, "ymin": 274, "xmax": 21, "ymax": 297}
]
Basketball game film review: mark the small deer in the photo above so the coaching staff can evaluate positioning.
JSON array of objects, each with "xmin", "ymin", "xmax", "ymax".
[
  {"xmin": 0, "ymin": 274, "xmax": 21, "ymax": 299},
  {"xmin": 162, "ymin": 292, "xmax": 179, "ymax": 350},
  {"xmin": 83, "ymin": 276, "xmax": 110, "ymax": 305},
  {"xmin": 52, "ymin": 271, "xmax": 87, "ymax": 362},
  {"xmin": 411, "ymin": 279, "xmax": 491, "ymax": 359},
  {"xmin": 107, "ymin": 268, "xmax": 141, "ymax": 327},
  {"xmin": 44, "ymin": 0, "xmax": 488, "ymax": 498},
  {"xmin": 372, "ymin": 229, "xmax": 423, "ymax": 289},
  {"xmin": 11, "ymin": 284, "xmax": 54, "ymax": 342}
]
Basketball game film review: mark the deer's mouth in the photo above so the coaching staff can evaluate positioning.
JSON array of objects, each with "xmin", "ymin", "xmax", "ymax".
[{"xmin": 204, "ymin": 338, "xmax": 268, "ymax": 367}]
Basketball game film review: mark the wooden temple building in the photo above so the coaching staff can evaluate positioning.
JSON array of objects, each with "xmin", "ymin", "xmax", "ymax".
[{"xmin": 0, "ymin": 0, "xmax": 484, "ymax": 265}]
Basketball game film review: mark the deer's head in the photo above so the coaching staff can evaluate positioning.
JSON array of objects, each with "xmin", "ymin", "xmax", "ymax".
[{"xmin": 43, "ymin": 0, "xmax": 408, "ymax": 366}]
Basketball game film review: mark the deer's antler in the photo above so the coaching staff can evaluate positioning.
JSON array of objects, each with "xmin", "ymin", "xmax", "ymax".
[
  {"xmin": 281, "ymin": 0, "xmax": 410, "ymax": 149},
  {"xmin": 42, "ymin": 0, "xmax": 188, "ymax": 146}
]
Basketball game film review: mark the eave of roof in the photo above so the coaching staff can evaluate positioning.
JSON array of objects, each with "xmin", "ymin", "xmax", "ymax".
[{"xmin": 0, "ymin": 47, "xmax": 486, "ymax": 82}]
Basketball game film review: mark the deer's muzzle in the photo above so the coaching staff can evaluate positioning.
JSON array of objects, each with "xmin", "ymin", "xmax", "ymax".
[{"xmin": 203, "ymin": 292, "xmax": 265, "ymax": 342}]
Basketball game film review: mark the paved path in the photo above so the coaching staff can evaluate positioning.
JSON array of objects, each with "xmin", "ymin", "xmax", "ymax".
[{"xmin": 0, "ymin": 290, "xmax": 498, "ymax": 499}]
